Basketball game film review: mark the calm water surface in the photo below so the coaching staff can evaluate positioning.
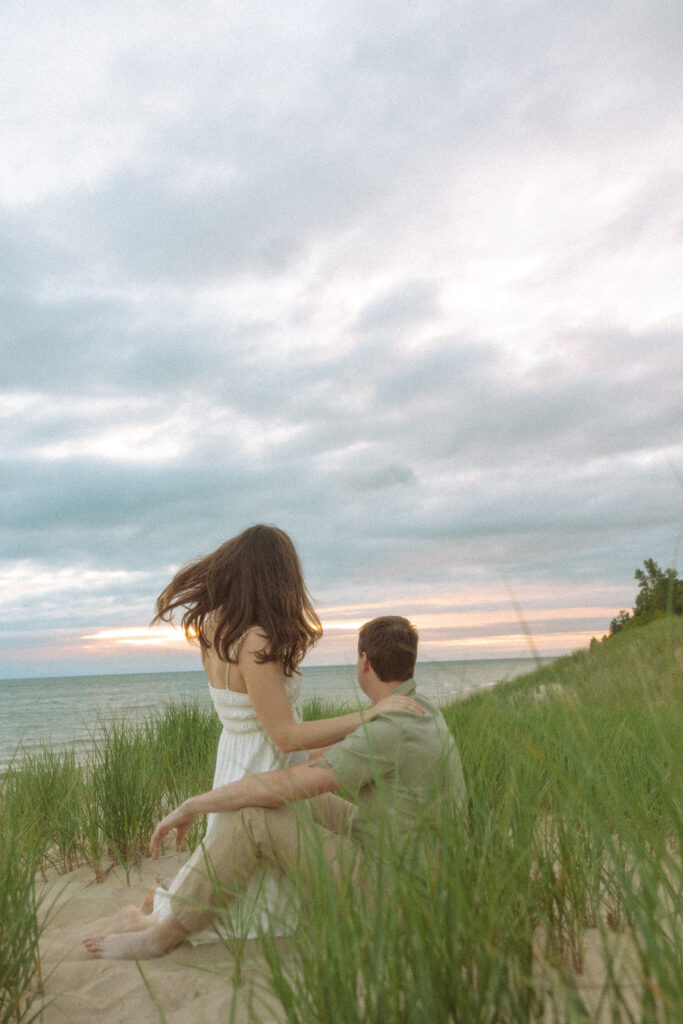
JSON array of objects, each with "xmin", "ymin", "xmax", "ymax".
[{"xmin": 0, "ymin": 658, "xmax": 542, "ymax": 768}]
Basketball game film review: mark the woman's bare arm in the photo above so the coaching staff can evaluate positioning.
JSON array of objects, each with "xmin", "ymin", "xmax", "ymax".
[{"xmin": 240, "ymin": 631, "xmax": 423, "ymax": 753}]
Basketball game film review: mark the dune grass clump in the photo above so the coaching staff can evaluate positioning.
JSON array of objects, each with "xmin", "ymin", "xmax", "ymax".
[
  {"xmin": 4, "ymin": 747, "xmax": 87, "ymax": 879},
  {"xmin": 0, "ymin": 815, "xmax": 42, "ymax": 1024},
  {"xmin": 0, "ymin": 699, "xmax": 219, "ymax": 1018},
  {"xmin": 142, "ymin": 699, "xmax": 220, "ymax": 853},
  {"xmin": 301, "ymin": 695, "xmax": 352, "ymax": 721},
  {"xmin": 89, "ymin": 715, "xmax": 168, "ymax": 883},
  {"xmin": 142, "ymin": 699, "xmax": 220, "ymax": 802}
]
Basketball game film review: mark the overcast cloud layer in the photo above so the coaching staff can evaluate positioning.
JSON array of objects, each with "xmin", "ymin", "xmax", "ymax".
[{"xmin": 2, "ymin": 0, "xmax": 681, "ymax": 675}]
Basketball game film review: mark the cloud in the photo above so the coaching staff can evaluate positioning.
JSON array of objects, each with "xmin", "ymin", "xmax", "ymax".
[{"xmin": 0, "ymin": 1, "xmax": 681, "ymax": 675}]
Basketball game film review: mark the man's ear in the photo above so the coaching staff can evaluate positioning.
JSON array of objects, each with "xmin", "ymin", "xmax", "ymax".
[{"xmin": 358, "ymin": 652, "xmax": 370, "ymax": 672}]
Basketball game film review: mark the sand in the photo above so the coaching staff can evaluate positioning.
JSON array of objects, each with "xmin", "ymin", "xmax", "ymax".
[
  {"xmin": 532, "ymin": 928, "xmax": 642, "ymax": 1024},
  {"xmin": 34, "ymin": 854, "xmax": 285, "ymax": 1024},
  {"xmin": 33, "ymin": 854, "xmax": 647, "ymax": 1024}
]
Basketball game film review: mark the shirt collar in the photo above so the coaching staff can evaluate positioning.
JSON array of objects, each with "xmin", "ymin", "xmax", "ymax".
[{"xmin": 391, "ymin": 677, "xmax": 416, "ymax": 696}]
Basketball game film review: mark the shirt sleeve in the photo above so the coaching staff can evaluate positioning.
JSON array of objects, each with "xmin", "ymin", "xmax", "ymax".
[{"xmin": 322, "ymin": 716, "xmax": 400, "ymax": 796}]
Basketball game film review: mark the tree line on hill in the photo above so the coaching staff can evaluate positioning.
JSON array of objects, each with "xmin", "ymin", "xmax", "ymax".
[{"xmin": 608, "ymin": 558, "xmax": 683, "ymax": 635}]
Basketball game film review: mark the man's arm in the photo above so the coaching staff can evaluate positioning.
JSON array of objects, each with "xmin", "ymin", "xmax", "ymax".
[
  {"xmin": 303, "ymin": 743, "xmax": 334, "ymax": 760},
  {"xmin": 149, "ymin": 759, "xmax": 340, "ymax": 859}
]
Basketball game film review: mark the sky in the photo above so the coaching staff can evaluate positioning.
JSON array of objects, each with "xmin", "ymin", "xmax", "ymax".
[{"xmin": 1, "ymin": 0, "xmax": 681, "ymax": 677}]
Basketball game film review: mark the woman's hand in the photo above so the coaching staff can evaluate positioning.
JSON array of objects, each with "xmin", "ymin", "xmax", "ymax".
[
  {"xmin": 366, "ymin": 694, "xmax": 425, "ymax": 719},
  {"xmin": 149, "ymin": 804, "xmax": 196, "ymax": 860}
]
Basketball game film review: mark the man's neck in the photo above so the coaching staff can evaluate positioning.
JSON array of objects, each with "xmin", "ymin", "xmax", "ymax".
[{"xmin": 368, "ymin": 678, "xmax": 407, "ymax": 705}]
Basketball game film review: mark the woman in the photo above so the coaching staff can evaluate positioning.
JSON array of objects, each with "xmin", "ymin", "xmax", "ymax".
[{"xmin": 151, "ymin": 524, "xmax": 415, "ymax": 941}]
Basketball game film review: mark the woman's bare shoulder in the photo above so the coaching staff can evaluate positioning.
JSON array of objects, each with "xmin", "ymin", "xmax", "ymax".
[{"xmin": 239, "ymin": 627, "xmax": 270, "ymax": 657}]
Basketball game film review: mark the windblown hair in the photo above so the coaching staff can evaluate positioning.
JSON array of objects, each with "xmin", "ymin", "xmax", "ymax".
[
  {"xmin": 358, "ymin": 615, "xmax": 418, "ymax": 683},
  {"xmin": 152, "ymin": 525, "xmax": 322, "ymax": 677}
]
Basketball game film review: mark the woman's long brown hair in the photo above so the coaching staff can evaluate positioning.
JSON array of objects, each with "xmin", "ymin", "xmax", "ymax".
[{"xmin": 151, "ymin": 525, "xmax": 322, "ymax": 676}]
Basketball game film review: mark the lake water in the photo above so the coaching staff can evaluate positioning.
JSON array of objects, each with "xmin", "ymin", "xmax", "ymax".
[{"xmin": 0, "ymin": 658, "xmax": 542, "ymax": 768}]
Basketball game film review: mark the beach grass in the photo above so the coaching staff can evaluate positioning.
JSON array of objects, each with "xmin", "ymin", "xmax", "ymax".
[
  {"xmin": 0, "ymin": 815, "xmax": 42, "ymax": 1024},
  {"xmin": 1, "ymin": 616, "xmax": 681, "ymax": 1022},
  {"xmin": 301, "ymin": 694, "xmax": 352, "ymax": 720}
]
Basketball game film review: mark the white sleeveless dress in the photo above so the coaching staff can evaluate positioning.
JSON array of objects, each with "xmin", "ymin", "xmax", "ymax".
[{"xmin": 153, "ymin": 630, "xmax": 304, "ymax": 942}]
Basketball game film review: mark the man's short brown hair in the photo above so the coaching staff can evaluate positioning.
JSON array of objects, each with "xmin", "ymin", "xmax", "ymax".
[{"xmin": 358, "ymin": 615, "xmax": 418, "ymax": 683}]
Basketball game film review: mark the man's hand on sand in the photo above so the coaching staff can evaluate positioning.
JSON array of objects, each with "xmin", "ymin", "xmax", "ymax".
[{"xmin": 150, "ymin": 805, "xmax": 196, "ymax": 859}]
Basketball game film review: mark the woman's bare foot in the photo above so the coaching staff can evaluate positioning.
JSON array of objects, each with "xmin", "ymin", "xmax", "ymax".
[
  {"xmin": 84, "ymin": 920, "xmax": 187, "ymax": 960},
  {"xmin": 84, "ymin": 931, "xmax": 160, "ymax": 960}
]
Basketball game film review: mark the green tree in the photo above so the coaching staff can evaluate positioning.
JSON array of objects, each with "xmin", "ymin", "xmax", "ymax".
[
  {"xmin": 608, "ymin": 559, "xmax": 682, "ymax": 636},
  {"xmin": 633, "ymin": 558, "xmax": 683, "ymax": 617},
  {"xmin": 609, "ymin": 609, "xmax": 632, "ymax": 634}
]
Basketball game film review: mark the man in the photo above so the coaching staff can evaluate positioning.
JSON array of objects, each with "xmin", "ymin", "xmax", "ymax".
[{"xmin": 84, "ymin": 616, "xmax": 466, "ymax": 959}]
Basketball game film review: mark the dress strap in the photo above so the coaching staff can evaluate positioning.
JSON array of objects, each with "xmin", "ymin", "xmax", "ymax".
[{"xmin": 225, "ymin": 626, "xmax": 262, "ymax": 688}]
